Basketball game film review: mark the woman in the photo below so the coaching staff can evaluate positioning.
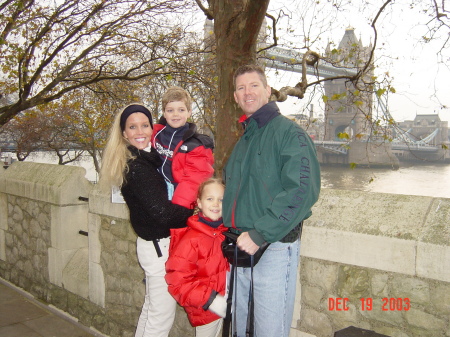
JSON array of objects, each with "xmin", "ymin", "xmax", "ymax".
[{"xmin": 100, "ymin": 104, "xmax": 192, "ymax": 337}]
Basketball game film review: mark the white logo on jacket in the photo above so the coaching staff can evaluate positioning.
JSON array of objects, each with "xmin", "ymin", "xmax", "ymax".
[{"xmin": 154, "ymin": 142, "xmax": 173, "ymax": 158}]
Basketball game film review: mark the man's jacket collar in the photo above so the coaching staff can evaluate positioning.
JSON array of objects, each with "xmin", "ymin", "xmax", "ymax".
[{"xmin": 239, "ymin": 101, "xmax": 280, "ymax": 128}]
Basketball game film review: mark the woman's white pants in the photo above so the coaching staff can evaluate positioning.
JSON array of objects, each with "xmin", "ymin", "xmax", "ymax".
[
  {"xmin": 195, "ymin": 319, "xmax": 223, "ymax": 337},
  {"xmin": 135, "ymin": 237, "xmax": 176, "ymax": 337}
]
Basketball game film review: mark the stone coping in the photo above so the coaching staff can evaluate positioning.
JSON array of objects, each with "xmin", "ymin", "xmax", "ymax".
[
  {"xmin": 307, "ymin": 189, "xmax": 450, "ymax": 245},
  {"xmin": 301, "ymin": 226, "xmax": 450, "ymax": 282},
  {"xmin": 89, "ymin": 187, "xmax": 129, "ymax": 220},
  {"xmin": 0, "ymin": 161, "xmax": 92, "ymax": 205},
  {"xmin": 303, "ymin": 189, "xmax": 450, "ymax": 283}
]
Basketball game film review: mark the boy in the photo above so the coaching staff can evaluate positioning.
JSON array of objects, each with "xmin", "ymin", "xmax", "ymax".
[{"xmin": 152, "ymin": 86, "xmax": 214, "ymax": 209}]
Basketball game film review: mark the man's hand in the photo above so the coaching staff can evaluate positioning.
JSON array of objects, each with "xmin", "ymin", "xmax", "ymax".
[{"xmin": 237, "ymin": 232, "xmax": 260, "ymax": 255}]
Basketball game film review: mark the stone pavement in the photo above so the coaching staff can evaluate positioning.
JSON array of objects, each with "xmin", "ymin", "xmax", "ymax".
[{"xmin": 0, "ymin": 278, "xmax": 107, "ymax": 337}]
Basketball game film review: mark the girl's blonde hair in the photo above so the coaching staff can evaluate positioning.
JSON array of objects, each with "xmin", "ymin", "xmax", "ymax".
[
  {"xmin": 197, "ymin": 178, "xmax": 224, "ymax": 199},
  {"xmin": 99, "ymin": 104, "xmax": 149, "ymax": 190}
]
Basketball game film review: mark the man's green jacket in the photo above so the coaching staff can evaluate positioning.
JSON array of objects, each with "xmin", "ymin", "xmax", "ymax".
[{"xmin": 223, "ymin": 101, "xmax": 321, "ymax": 245}]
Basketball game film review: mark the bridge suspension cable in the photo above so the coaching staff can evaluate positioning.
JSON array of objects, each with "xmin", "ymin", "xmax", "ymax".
[{"xmin": 374, "ymin": 86, "xmax": 439, "ymax": 146}]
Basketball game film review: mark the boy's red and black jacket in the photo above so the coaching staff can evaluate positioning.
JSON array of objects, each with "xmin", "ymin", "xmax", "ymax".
[{"xmin": 152, "ymin": 117, "xmax": 214, "ymax": 209}]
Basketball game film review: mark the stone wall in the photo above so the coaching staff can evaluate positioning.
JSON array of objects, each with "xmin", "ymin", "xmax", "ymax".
[
  {"xmin": 296, "ymin": 189, "xmax": 450, "ymax": 337},
  {"xmin": 3, "ymin": 194, "xmax": 51, "ymax": 293},
  {"xmin": 88, "ymin": 188, "xmax": 194, "ymax": 337},
  {"xmin": 299, "ymin": 259, "xmax": 450, "ymax": 337},
  {"xmin": 1, "ymin": 162, "xmax": 449, "ymax": 337},
  {"xmin": 0, "ymin": 162, "xmax": 193, "ymax": 337},
  {"xmin": 0, "ymin": 162, "xmax": 109, "ymax": 334}
]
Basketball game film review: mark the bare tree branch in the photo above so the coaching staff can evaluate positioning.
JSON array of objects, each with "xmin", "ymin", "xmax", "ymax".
[
  {"xmin": 0, "ymin": 0, "xmax": 196, "ymax": 126},
  {"xmin": 357, "ymin": 0, "xmax": 393, "ymax": 83},
  {"xmin": 257, "ymin": 13, "xmax": 278, "ymax": 53},
  {"xmin": 195, "ymin": 0, "xmax": 214, "ymax": 20},
  {"xmin": 0, "ymin": 0, "xmax": 34, "ymax": 42}
]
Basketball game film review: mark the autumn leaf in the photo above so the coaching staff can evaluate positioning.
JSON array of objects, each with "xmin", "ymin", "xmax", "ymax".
[{"xmin": 376, "ymin": 88, "xmax": 386, "ymax": 97}]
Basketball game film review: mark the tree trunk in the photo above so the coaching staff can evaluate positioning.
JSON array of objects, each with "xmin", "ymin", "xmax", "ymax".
[{"xmin": 210, "ymin": 0, "xmax": 270, "ymax": 176}]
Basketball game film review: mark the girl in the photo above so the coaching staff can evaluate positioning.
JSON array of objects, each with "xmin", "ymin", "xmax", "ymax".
[
  {"xmin": 100, "ymin": 104, "xmax": 192, "ymax": 337},
  {"xmin": 165, "ymin": 178, "xmax": 229, "ymax": 337}
]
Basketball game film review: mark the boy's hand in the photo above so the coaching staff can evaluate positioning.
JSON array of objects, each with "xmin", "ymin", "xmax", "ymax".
[{"xmin": 208, "ymin": 294, "xmax": 226, "ymax": 318}]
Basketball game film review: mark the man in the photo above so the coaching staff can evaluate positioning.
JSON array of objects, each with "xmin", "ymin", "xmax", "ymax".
[{"xmin": 222, "ymin": 64, "xmax": 321, "ymax": 337}]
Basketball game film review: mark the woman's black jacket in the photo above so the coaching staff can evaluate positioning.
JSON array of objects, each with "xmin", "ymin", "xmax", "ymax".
[{"xmin": 120, "ymin": 146, "xmax": 193, "ymax": 241}]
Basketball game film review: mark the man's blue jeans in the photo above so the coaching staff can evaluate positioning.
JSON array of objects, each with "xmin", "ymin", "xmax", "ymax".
[{"xmin": 233, "ymin": 239, "xmax": 300, "ymax": 337}]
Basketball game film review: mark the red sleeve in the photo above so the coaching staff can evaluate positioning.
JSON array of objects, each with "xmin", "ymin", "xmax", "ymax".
[{"xmin": 171, "ymin": 146, "xmax": 214, "ymax": 208}]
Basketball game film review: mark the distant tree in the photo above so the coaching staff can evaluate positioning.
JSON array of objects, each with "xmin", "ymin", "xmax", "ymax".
[
  {"xmin": 36, "ymin": 79, "xmax": 141, "ymax": 170},
  {"xmin": 1, "ymin": 111, "xmax": 42, "ymax": 161},
  {"xmin": 130, "ymin": 30, "xmax": 219, "ymax": 138},
  {"xmin": 63, "ymin": 80, "xmax": 143, "ymax": 172},
  {"xmin": 3, "ymin": 104, "xmax": 86, "ymax": 164},
  {"xmin": 38, "ymin": 106, "xmax": 85, "ymax": 165},
  {"xmin": 160, "ymin": 35, "xmax": 218, "ymax": 138}
]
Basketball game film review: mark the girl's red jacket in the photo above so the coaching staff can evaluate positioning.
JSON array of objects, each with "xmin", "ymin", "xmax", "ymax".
[{"xmin": 165, "ymin": 215, "xmax": 229, "ymax": 326}]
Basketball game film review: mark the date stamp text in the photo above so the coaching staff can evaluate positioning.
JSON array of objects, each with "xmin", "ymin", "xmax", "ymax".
[{"xmin": 328, "ymin": 297, "xmax": 411, "ymax": 311}]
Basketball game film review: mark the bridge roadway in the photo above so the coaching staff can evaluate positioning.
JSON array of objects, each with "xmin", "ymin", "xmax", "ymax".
[
  {"xmin": 263, "ymin": 46, "xmax": 358, "ymax": 78},
  {"xmin": 391, "ymin": 143, "xmax": 440, "ymax": 152},
  {"xmin": 314, "ymin": 140, "xmax": 441, "ymax": 154},
  {"xmin": 314, "ymin": 141, "xmax": 349, "ymax": 154}
]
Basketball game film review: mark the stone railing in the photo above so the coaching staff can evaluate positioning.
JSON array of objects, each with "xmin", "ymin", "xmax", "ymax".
[
  {"xmin": 0, "ymin": 162, "xmax": 449, "ymax": 337},
  {"xmin": 297, "ymin": 189, "xmax": 450, "ymax": 337}
]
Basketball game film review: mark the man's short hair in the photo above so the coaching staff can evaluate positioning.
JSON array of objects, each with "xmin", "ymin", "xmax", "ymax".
[
  {"xmin": 162, "ymin": 86, "xmax": 192, "ymax": 111},
  {"xmin": 233, "ymin": 64, "xmax": 268, "ymax": 89}
]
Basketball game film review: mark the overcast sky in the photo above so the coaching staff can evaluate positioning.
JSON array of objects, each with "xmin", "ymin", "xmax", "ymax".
[{"xmin": 265, "ymin": 0, "xmax": 450, "ymax": 123}]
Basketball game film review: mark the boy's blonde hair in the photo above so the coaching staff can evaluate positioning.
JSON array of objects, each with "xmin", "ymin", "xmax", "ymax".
[{"xmin": 162, "ymin": 86, "xmax": 192, "ymax": 111}]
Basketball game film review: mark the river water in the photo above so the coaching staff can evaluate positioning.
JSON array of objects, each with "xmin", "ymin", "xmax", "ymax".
[
  {"xmin": 4, "ymin": 152, "xmax": 450, "ymax": 199},
  {"xmin": 321, "ymin": 162, "xmax": 450, "ymax": 198}
]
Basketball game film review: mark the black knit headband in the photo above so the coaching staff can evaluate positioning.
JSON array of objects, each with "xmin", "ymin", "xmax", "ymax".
[{"xmin": 120, "ymin": 105, "xmax": 153, "ymax": 131}]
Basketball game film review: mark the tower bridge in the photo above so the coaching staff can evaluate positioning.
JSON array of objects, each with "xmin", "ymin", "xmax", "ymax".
[
  {"xmin": 266, "ymin": 28, "xmax": 449, "ymax": 164},
  {"xmin": 375, "ymin": 85, "xmax": 449, "ymax": 161}
]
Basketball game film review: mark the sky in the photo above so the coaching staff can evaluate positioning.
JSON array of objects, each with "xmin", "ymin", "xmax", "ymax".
[{"xmin": 264, "ymin": 0, "xmax": 450, "ymax": 123}]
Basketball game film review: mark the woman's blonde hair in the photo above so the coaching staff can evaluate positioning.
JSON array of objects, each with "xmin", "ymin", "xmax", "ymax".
[{"xmin": 99, "ymin": 104, "xmax": 149, "ymax": 190}]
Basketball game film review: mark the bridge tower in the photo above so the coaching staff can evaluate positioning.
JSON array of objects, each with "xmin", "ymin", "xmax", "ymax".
[{"xmin": 323, "ymin": 27, "xmax": 374, "ymax": 141}]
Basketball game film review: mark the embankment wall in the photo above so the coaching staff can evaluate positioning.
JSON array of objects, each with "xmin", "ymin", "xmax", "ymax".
[{"xmin": 0, "ymin": 162, "xmax": 448, "ymax": 337}]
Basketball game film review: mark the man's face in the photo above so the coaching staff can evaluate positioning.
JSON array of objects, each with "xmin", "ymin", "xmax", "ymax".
[{"xmin": 234, "ymin": 71, "xmax": 271, "ymax": 117}]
